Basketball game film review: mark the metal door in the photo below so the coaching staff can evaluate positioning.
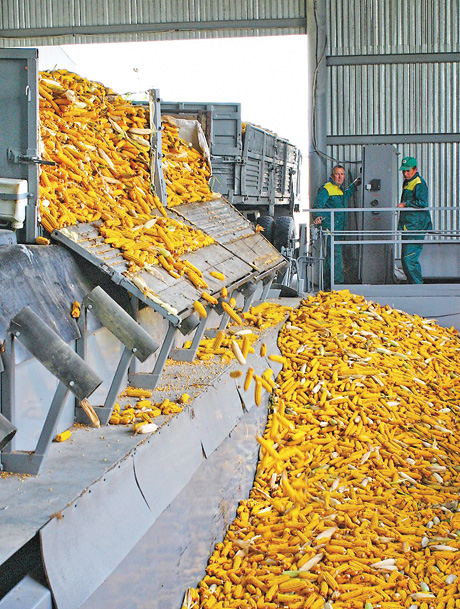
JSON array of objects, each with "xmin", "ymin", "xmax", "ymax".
[
  {"xmin": 0, "ymin": 48, "xmax": 39, "ymax": 242},
  {"xmin": 360, "ymin": 144, "xmax": 399, "ymax": 284}
]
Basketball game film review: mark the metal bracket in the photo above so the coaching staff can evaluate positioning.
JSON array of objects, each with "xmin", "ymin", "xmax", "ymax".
[
  {"xmin": 253, "ymin": 276, "xmax": 274, "ymax": 305},
  {"xmin": 2, "ymin": 381, "xmax": 69, "ymax": 475},
  {"xmin": 128, "ymin": 321, "xmax": 177, "ymax": 390},
  {"xmin": 239, "ymin": 281, "xmax": 258, "ymax": 313},
  {"xmin": 75, "ymin": 287, "xmax": 159, "ymax": 425},
  {"xmin": 169, "ymin": 313, "xmax": 208, "ymax": 363},
  {"xmin": 0, "ymin": 192, "xmax": 29, "ymax": 200},
  {"xmin": 1, "ymin": 307, "xmax": 102, "ymax": 475},
  {"xmin": 7, "ymin": 148, "xmax": 56, "ymax": 166}
]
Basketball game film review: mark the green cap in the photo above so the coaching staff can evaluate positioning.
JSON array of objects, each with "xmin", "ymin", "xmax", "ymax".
[{"xmin": 400, "ymin": 156, "xmax": 417, "ymax": 171}]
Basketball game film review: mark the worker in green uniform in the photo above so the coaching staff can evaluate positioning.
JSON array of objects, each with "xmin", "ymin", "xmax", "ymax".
[
  {"xmin": 313, "ymin": 165, "xmax": 360, "ymax": 290},
  {"xmin": 397, "ymin": 157, "xmax": 432, "ymax": 284}
]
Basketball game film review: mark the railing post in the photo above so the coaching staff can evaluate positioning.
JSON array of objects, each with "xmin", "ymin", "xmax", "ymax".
[{"xmin": 330, "ymin": 210, "xmax": 335, "ymax": 289}]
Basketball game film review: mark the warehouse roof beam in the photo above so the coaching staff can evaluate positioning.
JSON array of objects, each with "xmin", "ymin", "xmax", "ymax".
[{"xmin": 0, "ymin": 18, "xmax": 307, "ymax": 40}]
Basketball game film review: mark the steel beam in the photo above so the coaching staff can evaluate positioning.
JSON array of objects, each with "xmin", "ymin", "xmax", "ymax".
[
  {"xmin": 327, "ymin": 52, "xmax": 460, "ymax": 66},
  {"xmin": 327, "ymin": 134, "xmax": 460, "ymax": 145},
  {"xmin": 0, "ymin": 18, "xmax": 307, "ymax": 40}
]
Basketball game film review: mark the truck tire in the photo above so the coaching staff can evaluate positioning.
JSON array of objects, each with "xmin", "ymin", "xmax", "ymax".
[
  {"xmin": 256, "ymin": 215, "xmax": 275, "ymax": 243},
  {"xmin": 273, "ymin": 216, "xmax": 295, "ymax": 251}
]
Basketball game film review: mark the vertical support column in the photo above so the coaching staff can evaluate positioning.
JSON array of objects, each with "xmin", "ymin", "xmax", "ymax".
[
  {"xmin": 127, "ymin": 295, "xmax": 140, "ymax": 377},
  {"xmin": 75, "ymin": 307, "xmax": 87, "ymax": 361},
  {"xmin": 330, "ymin": 210, "xmax": 335, "ymax": 290},
  {"xmin": 149, "ymin": 88, "xmax": 168, "ymax": 207},
  {"xmin": 34, "ymin": 381, "xmax": 70, "ymax": 459},
  {"xmin": 240, "ymin": 282, "xmax": 258, "ymax": 313},
  {"xmin": 25, "ymin": 50, "xmax": 40, "ymax": 244},
  {"xmin": 307, "ymin": 0, "xmax": 328, "ymax": 208},
  {"xmin": 75, "ymin": 308, "xmax": 87, "ymax": 414},
  {"xmin": 1, "ymin": 334, "xmax": 15, "ymax": 455},
  {"xmin": 242, "ymin": 290, "xmax": 256, "ymax": 313}
]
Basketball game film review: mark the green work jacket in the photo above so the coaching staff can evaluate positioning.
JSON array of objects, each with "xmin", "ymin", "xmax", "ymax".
[
  {"xmin": 312, "ymin": 181, "xmax": 357, "ymax": 232},
  {"xmin": 397, "ymin": 173, "xmax": 432, "ymax": 232}
]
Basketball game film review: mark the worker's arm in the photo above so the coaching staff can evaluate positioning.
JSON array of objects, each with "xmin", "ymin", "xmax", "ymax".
[
  {"xmin": 312, "ymin": 186, "xmax": 330, "ymax": 224},
  {"xmin": 342, "ymin": 181, "xmax": 358, "ymax": 203}
]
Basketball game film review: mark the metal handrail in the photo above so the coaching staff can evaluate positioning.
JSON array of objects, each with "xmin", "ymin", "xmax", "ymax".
[{"xmin": 303, "ymin": 206, "xmax": 460, "ymax": 288}]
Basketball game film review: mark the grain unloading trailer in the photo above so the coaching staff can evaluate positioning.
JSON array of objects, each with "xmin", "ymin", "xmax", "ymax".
[
  {"xmin": 161, "ymin": 101, "xmax": 302, "ymax": 250},
  {"xmin": 0, "ymin": 48, "xmax": 292, "ymax": 609}
]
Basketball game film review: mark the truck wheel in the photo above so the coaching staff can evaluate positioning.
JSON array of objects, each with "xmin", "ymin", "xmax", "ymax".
[
  {"xmin": 273, "ymin": 216, "xmax": 295, "ymax": 251},
  {"xmin": 256, "ymin": 216, "xmax": 275, "ymax": 243}
]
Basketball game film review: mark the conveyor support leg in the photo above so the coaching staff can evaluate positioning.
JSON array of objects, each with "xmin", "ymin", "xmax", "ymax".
[{"xmin": 128, "ymin": 321, "xmax": 177, "ymax": 390}]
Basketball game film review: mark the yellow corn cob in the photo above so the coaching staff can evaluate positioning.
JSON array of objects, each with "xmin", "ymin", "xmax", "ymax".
[
  {"xmin": 221, "ymin": 301, "xmax": 243, "ymax": 325},
  {"xmin": 202, "ymin": 292, "xmax": 218, "ymax": 306},
  {"xmin": 186, "ymin": 292, "xmax": 460, "ymax": 609},
  {"xmin": 35, "ymin": 236, "xmax": 50, "ymax": 245},
  {"xmin": 210, "ymin": 271, "xmax": 225, "ymax": 281},
  {"xmin": 193, "ymin": 300, "xmax": 207, "ymax": 319},
  {"xmin": 254, "ymin": 378, "xmax": 262, "ymax": 406},
  {"xmin": 212, "ymin": 331, "xmax": 225, "ymax": 351},
  {"xmin": 244, "ymin": 367, "xmax": 254, "ymax": 391},
  {"xmin": 125, "ymin": 387, "xmax": 152, "ymax": 398},
  {"xmin": 70, "ymin": 301, "xmax": 81, "ymax": 318},
  {"xmin": 242, "ymin": 335, "xmax": 251, "ymax": 359},
  {"xmin": 55, "ymin": 430, "xmax": 71, "ymax": 442},
  {"xmin": 38, "ymin": 71, "xmax": 216, "ymax": 276}
]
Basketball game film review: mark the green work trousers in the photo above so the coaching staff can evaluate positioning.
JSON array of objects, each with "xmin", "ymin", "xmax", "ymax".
[{"xmin": 401, "ymin": 233, "xmax": 426, "ymax": 284}]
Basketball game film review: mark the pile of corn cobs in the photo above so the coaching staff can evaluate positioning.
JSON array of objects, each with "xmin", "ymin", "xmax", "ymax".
[{"xmin": 185, "ymin": 290, "xmax": 460, "ymax": 609}]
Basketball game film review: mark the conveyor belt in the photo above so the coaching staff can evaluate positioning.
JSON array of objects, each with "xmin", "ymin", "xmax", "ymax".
[{"xmin": 52, "ymin": 199, "xmax": 285, "ymax": 323}]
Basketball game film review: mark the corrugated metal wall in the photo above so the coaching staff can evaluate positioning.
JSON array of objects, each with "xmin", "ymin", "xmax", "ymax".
[
  {"xmin": 328, "ymin": 0, "xmax": 460, "ymax": 55},
  {"xmin": 326, "ymin": 0, "xmax": 460, "ymax": 229},
  {"xmin": 0, "ymin": 0, "xmax": 307, "ymax": 46}
]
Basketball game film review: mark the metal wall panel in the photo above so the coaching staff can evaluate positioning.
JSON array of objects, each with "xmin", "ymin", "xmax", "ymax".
[
  {"xmin": 328, "ymin": 0, "xmax": 460, "ymax": 56},
  {"xmin": 0, "ymin": 0, "xmax": 307, "ymax": 46},
  {"xmin": 329, "ymin": 63, "xmax": 460, "ymax": 136},
  {"xmin": 325, "ymin": 0, "xmax": 460, "ymax": 232}
]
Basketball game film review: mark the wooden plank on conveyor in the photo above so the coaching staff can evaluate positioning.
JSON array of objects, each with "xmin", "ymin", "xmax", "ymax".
[
  {"xmin": 171, "ymin": 198, "xmax": 254, "ymax": 245},
  {"xmin": 230, "ymin": 232, "xmax": 284, "ymax": 275},
  {"xmin": 171, "ymin": 197, "xmax": 285, "ymax": 274}
]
